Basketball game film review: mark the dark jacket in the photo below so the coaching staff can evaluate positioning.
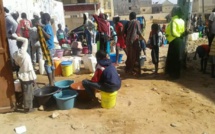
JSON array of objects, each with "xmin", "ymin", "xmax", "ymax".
[{"xmin": 98, "ymin": 59, "xmax": 121, "ymax": 92}]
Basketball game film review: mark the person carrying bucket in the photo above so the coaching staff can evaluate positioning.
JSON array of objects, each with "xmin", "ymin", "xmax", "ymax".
[{"xmin": 82, "ymin": 50, "xmax": 121, "ymax": 101}]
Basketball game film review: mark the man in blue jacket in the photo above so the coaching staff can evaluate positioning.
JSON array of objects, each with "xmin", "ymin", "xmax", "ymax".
[{"xmin": 82, "ymin": 50, "xmax": 121, "ymax": 100}]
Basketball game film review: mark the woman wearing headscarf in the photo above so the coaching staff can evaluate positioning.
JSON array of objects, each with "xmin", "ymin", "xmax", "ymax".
[
  {"xmin": 93, "ymin": 13, "xmax": 109, "ymax": 51},
  {"xmin": 124, "ymin": 12, "xmax": 146, "ymax": 75},
  {"xmin": 165, "ymin": 6, "xmax": 185, "ymax": 79}
]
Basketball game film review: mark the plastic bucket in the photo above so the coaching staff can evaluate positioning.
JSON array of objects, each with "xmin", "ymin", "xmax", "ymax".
[
  {"xmin": 14, "ymin": 79, "xmax": 21, "ymax": 92},
  {"xmin": 72, "ymin": 58, "xmax": 81, "ymax": 73},
  {"xmin": 101, "ymin": 91, "xmax": 117, "ymax": 109},
  {"xmin": 54, "ymin": 59, "xmax": 62, "ymax": 76},
  {"xmin": 34, "ymin": 86, "xmax": 60, "ymax": 107},
  {"xmin": 54, "ymin": 49, "xmax": 64, "ymax": 58},
  {"xmin": 82, "ymin": 47, "xmax": 89, "ymax": 54},
  {"xmin": 61, "ymin": 61, "xmax": 73, "ymax": 77},
  {"xmin": 54, "ymin": 80, "xmax": 74, "ymax": 90},
  {"xmin": 106, "ymin": 41, "xmax": 111, "ymax": 54},
  {"xmin": 39, "ymin": 59, "xmax": 46, "ymax": 75},
  {"xmin": 109, "ymin": 53, "xmax": 123, "ymax": 63},
  {"xmin": 53, "ymin": 90, "xmax": 78, "ymax": 110},
  {"xmin": 92, "ymin": 43, "xmax": 97, "ymax": 54},
  {"xmin": 88, "ymin": 56, "xmax": 97, "ymax": 73}
]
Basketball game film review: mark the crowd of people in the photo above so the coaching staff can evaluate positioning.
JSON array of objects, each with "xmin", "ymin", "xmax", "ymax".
[{"xmin": 5, "ymin": 4, "xmax": 215, "ymax": 112}]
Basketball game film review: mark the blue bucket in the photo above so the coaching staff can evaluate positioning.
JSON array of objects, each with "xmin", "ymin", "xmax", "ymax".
[
  {"xmin": 53, "ymin": 90, "xmax": 78, "ymax": 110},
  {"xmin": 54, "ymin": 80, "xmax": 74, "ymax": 90},
  {"xmin": 109, "ymin": 53, "xmax": 123, "ymax": 63}
]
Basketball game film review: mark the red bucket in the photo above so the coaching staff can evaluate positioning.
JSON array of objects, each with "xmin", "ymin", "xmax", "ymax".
[{"xmin": 82, "ymin": 47, "xmax": 89, "ymax": 54}]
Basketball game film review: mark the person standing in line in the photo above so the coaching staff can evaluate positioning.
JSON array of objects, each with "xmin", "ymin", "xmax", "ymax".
[
  {"xmin": 208, "ymin": 8, "xmax": 215, "ymax": 47},
  {"xmin": 37, "ymin": 13, "xmax": 55, "ymax": 86},
  {"xmin": 18, "ymin": 12, "xmax": 32, "ymax": 55},
  {"xmin": 165, "ymin": 6, "xmax": 185, "ymax": 79},
  {"xmin": 113, "ymin": 16, "xmax": 127, "ymax": 65},
  {"xmin": 83, "ymin": 13, "xmax": 95, "ymax": 54},
  {"xmin": 12, "ymin": 35, "xmax": 37, "ymax": 113},
  {"xmin": 57, "ymin": 23, "xmax": 67, "ymax": 46},
  {"xmin": 29, "ymin": 13, "xmax": 42, "ymax": 69},
  {"xmin": 148, "ymin": 23, "xmax": 161, "ymax": 74},
  {"xmin": 4, "ymin": 7, "xmax": 18, "ymax": 68},
  {"xmin": 124, "ymin": 12, "xmax": 146, "ymax": 76},
  {"xmin": 93, "ymin": 13, "xmax": 109, "ymax": 51}
]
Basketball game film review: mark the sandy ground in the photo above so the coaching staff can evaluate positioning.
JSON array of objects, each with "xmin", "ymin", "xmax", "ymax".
[{"xmin": 1, "ymin": 20, "xmax": 215, "ymax": 134}]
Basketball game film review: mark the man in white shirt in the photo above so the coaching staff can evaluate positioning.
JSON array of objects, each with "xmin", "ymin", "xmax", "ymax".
[{"xmin": 13, "ymin": 35, "xmax": 37, "ymax": 113}]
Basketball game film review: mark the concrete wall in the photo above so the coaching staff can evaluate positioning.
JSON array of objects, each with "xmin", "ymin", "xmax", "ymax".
[
  {"xmin": 65, "ymin": 18, "xmax": 83, "ymax": 31},
  {"xmin": 192, "ymin": 0, "xmax": 215, "ymax": 14},
  {"xmin": 162, "ymin": 5, "xmax": 174, "ymax": 13},
  {"xmin": 140, "ymin": 6, "xmax": 152, "ymax": 14}
]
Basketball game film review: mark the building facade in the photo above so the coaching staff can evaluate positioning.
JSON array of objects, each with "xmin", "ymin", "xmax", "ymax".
[
  {"xmin": 162, "ymin": 0, "xmax": 175, "ymax": 13},
  {"xmin": 192, "ymin": 0, "xmax": 215, "ymax": 14},
  {"xmin": 114, "ymin": 0, "xmax": 152, "ymax": 15}
]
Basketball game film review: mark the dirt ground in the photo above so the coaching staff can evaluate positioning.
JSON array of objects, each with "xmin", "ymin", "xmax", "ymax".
[{"xmin": 1, "ymin": 20, "xmax": 215, "ymax": 134}]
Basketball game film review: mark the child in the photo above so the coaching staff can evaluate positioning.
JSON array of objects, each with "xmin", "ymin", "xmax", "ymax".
[
  {"xmin": 82, "ymin": 50, "xmax": 121, "ymax": 99},
  {"xmin": 113, "ymin": 16, "xmax": 127, "ymax": 65},
  {"xmin": 12, "ymin": 35, "xmax": 37, "ymax": 113},
  {"xmin": 193, "ymin": 44, "xmax": 209, "ymax": 73},
  {"xmin": 37, "ymin": 13, "xmax": 55, "ymax": 86},
  {"xmin": 148, "ymin": 23, "xmax": 161, "ymax": 74},
  {"xmin": 57, "ymin": 23, "xmax": 67, "ymax": 46}
]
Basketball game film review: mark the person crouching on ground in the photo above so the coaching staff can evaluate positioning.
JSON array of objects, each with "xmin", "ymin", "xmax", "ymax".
[
  {"xmin": 12, "ymin": 35, "xmax": 37, "ymax": 113},
  {"xmin": 193, "ymin": 44, "xmax": 209, "ymax": 73},
  {"xmin": 82, "ymin": 50, "xmax": 121, "ymax": 100}
]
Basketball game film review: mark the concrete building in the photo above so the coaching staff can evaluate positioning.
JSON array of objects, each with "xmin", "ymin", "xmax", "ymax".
[
  {"xmin": 114, "ymin": 0, "xmax": 152, "ymax": 16},
  {"xmin": 58, "ymin": 0, "xmax": 100, "ymax": 30},
  {"xmin": 162, "ymin": 0, "xmax": 175, "ymax": 13},
  {"xmin": 99, "ymin": 0, "xmax": 114, "ymax": 18},
  {"xmin": 192, "ymin": 0, "xmax": 215, "ymax": 14}
]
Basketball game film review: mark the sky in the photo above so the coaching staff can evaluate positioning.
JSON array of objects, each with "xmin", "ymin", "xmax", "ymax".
[{"xmin": 152, "ymin": 0, "xmax": 177, "ymax": 4}]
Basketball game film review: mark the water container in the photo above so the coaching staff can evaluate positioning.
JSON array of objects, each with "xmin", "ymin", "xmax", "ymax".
[
  {"xmin": 54, "ymin": 49, "xmax": 64, "ymax": 58},
  {"xmin": 106, "ymin": 41, "xmax": 111, "ymax": 54},
  {"xmin": 82, "ymin": 47, "xmax": 89, "ymax": 54},
  {"xmin": 61, "ymin": 61, "xmax": 73, "ymax": 77},
  {"xmin": 39, "ymin": 59, "xmax": 46, "ymax": 75},
  {"xmin": 54, "ymin": 59, "xmax": 62, "ymax": 76},
  {"xmin": 109, "ymin": 53, "xmax": 123, "ymax": 63},
  {"xmin": 14, "ymin": 79, "xmax": 21, "ymax": 92},
  {"xmin": 72, "ymin": 57, "xmax": 81, "ymax": 73},
  {"xmin": 54, "ymin": 80, "xmax": 74, "ymax": 89},
  {"xmin": 88, "ymin": 56, "xmax": 97, "ymax": 73},
  {"xmin": 82, "ymin": 54, "xmax": 93, "ymax": 69},
  {"xmin": 92, "ymin": 43, "xmax": 97, "ymax": 54},
  {"xmin": 101, "ymin": 91, "xmax": 118, "ymax": 109},
  {"xmin": 53, "ymin": 90, "xmax": 78, "ymax": 110}
]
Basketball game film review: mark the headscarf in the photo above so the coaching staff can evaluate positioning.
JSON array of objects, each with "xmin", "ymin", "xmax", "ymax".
[{"xmin": 93, "ymin": 13, "xmax": 108, "ymax": 34}]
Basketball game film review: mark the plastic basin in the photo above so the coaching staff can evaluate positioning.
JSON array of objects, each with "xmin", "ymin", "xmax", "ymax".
[
  {"xmin": 109, "ymin": 53, "xmax": 123, "ymax": 63},
  {"xmin": 54, "ymin": 80, "xmax": 74, "ymax": 89},
  {"xmin": 53, "ymin": 90, "xmax": 78, "ymax": 110},
  {"xmin": 34, "ymin": 86, "xmax": 61, "ymax": 106}
]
